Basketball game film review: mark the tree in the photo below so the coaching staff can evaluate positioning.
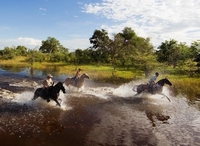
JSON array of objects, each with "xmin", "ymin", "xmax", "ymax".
[
  {"xmin": 105, "ymin": 27, "xmax": 137, "ymax": 68},
  {"xmin": 190, "ymin": 41, "xmax": 200, "ymax": 69},
  {"xmin": 89, "ymin": 29, "xmax": 110, "ymax": 64},
  {"xmin": 39, "ymin": 37, "xmax": 63, "ymax": 53},
  {"xmin": 120, "ymin": 27, "xmax": 136, "ymax": 42},
  {"xmin": 132, "ymin": 37, "xmax": 156, "ymax": 77},
  {"xmin": 156, "ymin": 40, "xmax": 198, "ymax": 70},
  {"xmin": 1, "ymin": 46, "xmax": 16, "ymax": 59},
  {"xmin": 108, "ymin": 33, "xmax": 124, "ymax": 67},
  {"xmin": 156, "ymin": 39, "xmax": 181, "ymax": 68},
  {"xmin": 16, "ymin": 45, "xmax": 27, "ymax": 56},
  {"xmin": 27, "ymin": 49, "xmax": 45, "ymax": 64}
]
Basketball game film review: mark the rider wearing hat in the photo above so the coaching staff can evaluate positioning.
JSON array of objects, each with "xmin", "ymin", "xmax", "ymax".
[
  {"xmin": 43, "ymin": 74, "xmax": 54, "ymax": 102},
  {"xmin": 148, "ymin": 72, "xmax": 159, "ymax": 94},
  {"xmin": 43, "ymin": 74, "xmax": 54, "ymax": 88}
]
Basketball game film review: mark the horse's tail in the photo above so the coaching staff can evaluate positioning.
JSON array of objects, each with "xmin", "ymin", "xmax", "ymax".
[
  {"xmin": 133, "ymin": 84, "xmax": 147, "ymax": 94},
  {"xmin": 132, "ymin": 85, "xmax": 139, "ymax": 92},
  {"xmin": 32, "ymin": 91, "xmax": 39, "ymax": 100},
  {"xmin": 32, "ymin": 94, "xmax": 38, "ymax": 100},
  {"xmin": 32, "ymin": 88, "xmax": 42, "ymax": 100}
]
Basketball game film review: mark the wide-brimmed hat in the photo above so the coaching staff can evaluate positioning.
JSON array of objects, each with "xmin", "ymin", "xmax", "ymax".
[{"xmin": 47, "ymin": 74, "xmax": 53, "ymax": 78}]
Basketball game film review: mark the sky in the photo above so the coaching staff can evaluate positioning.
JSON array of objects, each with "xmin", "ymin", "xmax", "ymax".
[{"xmin": 0, "ymin": 0, "xmax": 200, "ymax": 52}]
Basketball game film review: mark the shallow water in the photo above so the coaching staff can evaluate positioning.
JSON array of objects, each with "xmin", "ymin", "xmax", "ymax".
[{"xmin": 0, "ymin": 67, "xmax": 200, "ymax": 146}]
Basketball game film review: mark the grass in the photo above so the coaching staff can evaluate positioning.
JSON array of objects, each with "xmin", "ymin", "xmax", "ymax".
[
  {"xmin": 0, "ymin": 56, "xmax": 29, "ymax": 66},
  {"xmin": 170, "ymin": 77, "xmax": 200, "ymax": 100}
]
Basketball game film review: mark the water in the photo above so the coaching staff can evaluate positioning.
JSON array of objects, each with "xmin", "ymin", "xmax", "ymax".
[{"xmin": 0, "ymin": 67, "xmax": 200, "ymax": 146}]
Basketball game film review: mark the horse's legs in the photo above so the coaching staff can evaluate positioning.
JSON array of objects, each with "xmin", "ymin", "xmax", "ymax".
[
  {"xmin": 134, "ymin": 93, "xmax": 139, "ymax": 97},
  {"xmin": 158, "ymin": 93, "xmax": 171, "ymax": 102},
  {"xmin": 53, "ymin": 99, "xmax": 61, "ymax": 107}
]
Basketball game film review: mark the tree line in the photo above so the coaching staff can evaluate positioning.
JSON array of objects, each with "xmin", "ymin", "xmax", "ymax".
[{"xmin": 0, "ymin": 27, "xmax": 200, "ymax": 77}]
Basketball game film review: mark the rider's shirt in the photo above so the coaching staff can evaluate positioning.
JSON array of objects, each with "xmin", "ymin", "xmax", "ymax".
[
  {"xmin": 148, "ymin": 75, "xmax": 157, "ymax": 84},
  {"xmin": 75, "ymin": 70, "xmax": 81, "ymax": 79},
  {"xmin": 43, "ymin": 78, "xmax": 53, "ymax": 88}
]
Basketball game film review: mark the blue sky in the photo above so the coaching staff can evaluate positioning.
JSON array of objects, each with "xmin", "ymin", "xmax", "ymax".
[{"xmin": 0, "ymin": 0, "xmax": 200, "ymax": 51}]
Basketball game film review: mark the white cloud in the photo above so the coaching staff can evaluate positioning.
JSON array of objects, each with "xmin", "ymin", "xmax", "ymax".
[
  {"xmin": 61, "ymin": 38, "xmax": 91, "ymax": 52},
  {"xmin": 83, "ymin": 0, "xmax": 200, "ymax": 47},
  {"xmin": 0, "ymin": 37, "xmax": 41, "ymax": 49},
  {"xmin": 39, "ymin": 7, "xmax": 47, "ymax": 11},
  {"xmin": 0, "ymin": 37, "xmax": 90, "ymax": 51}
]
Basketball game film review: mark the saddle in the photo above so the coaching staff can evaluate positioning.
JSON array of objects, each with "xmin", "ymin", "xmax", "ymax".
[{"xmin": 147, "ymin": 84, "xmax": 157, "ymax": 94}]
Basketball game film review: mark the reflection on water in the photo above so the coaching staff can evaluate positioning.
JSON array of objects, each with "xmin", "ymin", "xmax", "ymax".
[
  {"xmin": 145, "ymin": 110, "xmax": 170, "ymax": 127},
  {"xmin": 0, "ymin": 65, "xmax": 68, "ymax": 81}
]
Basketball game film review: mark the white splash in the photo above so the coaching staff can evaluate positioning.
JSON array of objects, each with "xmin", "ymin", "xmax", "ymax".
[
  {"xmin": 113, "ymin": 82, "xmax": 136, "ymax": 97},
  {"xmin": 13, "ymin": 91, "xmax": 34, "ymax": 105}
]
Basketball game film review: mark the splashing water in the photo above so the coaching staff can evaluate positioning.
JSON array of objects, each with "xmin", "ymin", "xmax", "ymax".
[{"xmin": 1, "ymin": 80, "xmax": 200, "ymax": 146}]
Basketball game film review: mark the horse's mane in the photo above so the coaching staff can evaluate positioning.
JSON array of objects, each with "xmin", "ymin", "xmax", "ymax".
[
  {"xmin": 55, "ymin": 82, "xmax": 62, "ymax": 86},
  {"xmin": 156, "ymin": 78, "xmax": 171, "ymax": 86}
]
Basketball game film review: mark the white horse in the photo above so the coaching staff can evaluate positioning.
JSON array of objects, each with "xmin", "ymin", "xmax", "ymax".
[{"xmin": 65, "ymin": 73, "xmax": 89, "ymax": 90}]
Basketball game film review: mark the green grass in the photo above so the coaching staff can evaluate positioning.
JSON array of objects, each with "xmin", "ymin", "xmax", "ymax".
[{"xmin": 170, "ymin": 77, "xmax": 200, "ymax": 100}]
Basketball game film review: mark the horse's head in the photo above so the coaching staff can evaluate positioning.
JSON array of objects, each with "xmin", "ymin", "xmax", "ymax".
[
  {"xmin": 164, "ymin": 78, "xmax": 172, "ymax": 86},
  {"xmin": 82, "ymin": 73, "xmax": 89, "ymax": 79},
  {"xmin": 157, "ymin": 78, "xmax": 172, "ymax": 86},
  {"xmin": 56, "ymin": 82, "xmax": 66, "ymax": 93}
]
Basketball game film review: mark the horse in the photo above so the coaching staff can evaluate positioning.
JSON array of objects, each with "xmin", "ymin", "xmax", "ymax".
[
  {"xmin": 65, "ymin": 73, "xmax": 89, "ymax": 90},
  {"xmin": 133, "ymin": 78, "xmax": 172, "ymax": 102},
  {"xmin": 32, "ymin": 82, "xmax": 66, "ymax": 107}
]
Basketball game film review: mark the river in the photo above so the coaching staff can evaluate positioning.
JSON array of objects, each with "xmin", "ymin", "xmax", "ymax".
[{"xmin": 0, "ymin": 66, "xmax": 200, "ymax": 146}]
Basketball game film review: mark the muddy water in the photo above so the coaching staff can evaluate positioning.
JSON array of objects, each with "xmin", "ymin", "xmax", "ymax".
[{"xmin": 0, "ymin": 73, "xmax": 200, "ymax": 146}]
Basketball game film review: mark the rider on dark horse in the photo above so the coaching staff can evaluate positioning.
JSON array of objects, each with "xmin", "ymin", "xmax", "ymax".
[
  {"xmin": 43, "ymin": 74, "xmax": 54, "ymax": 102},
  {"xmin": 148, "ymin": 72, "xmax": 159, "ymax": 94}
]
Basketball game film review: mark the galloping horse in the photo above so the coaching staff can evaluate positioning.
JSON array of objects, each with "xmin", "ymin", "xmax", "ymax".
[
  {"xmin": 65, "ymin": 73, "xmax": 89, "ymax": 90},
  {"xmin": 133, "ymin": 78, "xmax": 172, "ymax": 102},
  {"xmin": 32, "ymin": 82, "xmax": 66, "ymax": 106}
]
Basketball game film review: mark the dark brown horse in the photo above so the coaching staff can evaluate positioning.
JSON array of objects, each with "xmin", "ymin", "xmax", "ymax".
[
  {"xmin": 133, "ymin": 78, "xmax": 172, "ymax": 102},
  {"xmin": 65, "ymin": 73, "xmax": 89, "ymax": 89},
  {"xmin": 32, "ymin": 82, "xmax": 66, "ymax": 106}
]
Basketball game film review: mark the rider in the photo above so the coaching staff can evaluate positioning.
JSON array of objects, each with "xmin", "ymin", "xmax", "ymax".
[
  {"xmin": 43, "ymin": 74, "xmax": 54, "ymax": 102},
  {"xmin": 73, "ymin": 68, "xmax": 81, "ymax": 85},
  {"xmin": 148, "ymin": 72, "xmax": 159, "ymax": 94},
  {"xmin": 43, "ymin": 74, "xmax": 54, "ymax": 88}
]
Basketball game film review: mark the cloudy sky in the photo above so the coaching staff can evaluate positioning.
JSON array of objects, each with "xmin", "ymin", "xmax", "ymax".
[{"xmin": 0, "ymin": 0, "xmax": 200, "ymax": 51}]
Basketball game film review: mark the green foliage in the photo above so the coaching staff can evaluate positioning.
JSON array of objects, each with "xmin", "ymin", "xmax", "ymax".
[
  {"xmin": 0, "ymin": 47, "xmax": 16, "ymax": 59},
  {"xmin": 190, "ymin": 41, "xmax": 200, "ymax": 68},
  {"xmin": 16, "ymin": 45, "xmax": 27, "ymax": 56},
  {"xmin": 39, "ymin": 37, "xmax": 68, "ymax": 54},
  {"xmin": 27, "ymin": 49, "xmax": 45, "ymax": 65}
]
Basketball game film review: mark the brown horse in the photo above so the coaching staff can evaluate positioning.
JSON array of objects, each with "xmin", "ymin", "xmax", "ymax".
[
  {"xmin": 133, "ymin": 78, "xmax": 172, "ymax": 102},
  {"xmin": 65, "ymin": 73, "xmax": 89, "ymax": 89}
]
